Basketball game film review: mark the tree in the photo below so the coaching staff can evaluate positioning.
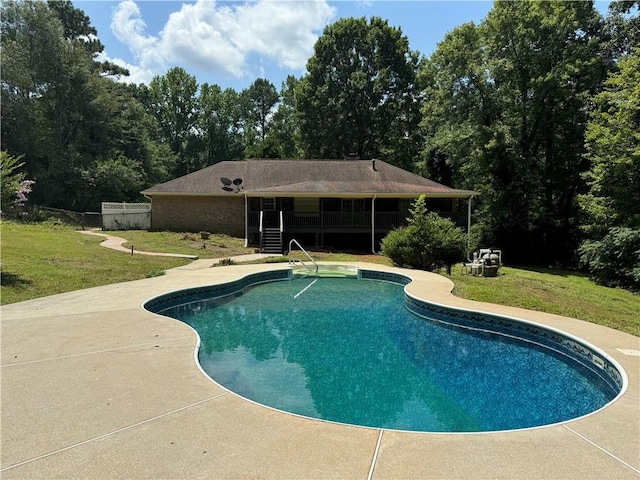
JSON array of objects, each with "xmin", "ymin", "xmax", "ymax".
[
  {"xmin": 268, "ymin": 75, "xmax": 303, "ymax": 159},
  {"xmin": 1, "ymin": 0, "xmax": 65, "ymax": 177},
  {"xmin": 296, "ymin": 17, "xmax": 421, "ymax": 168},
  {"xmin": 419, "ymin": 1, "xmax": 607, "ymax": 264},
  {"xmin": 581, "ymin": 51, "xmax": 640, "ymax": 232},
  {"xmin": 198, "ymin": 83, "xmax": 245, "ymax": 164},
  {"xmin": 1, "ymin": 1, "xmax": 170, "ymax": 211},
  {"xmin": 148, "ymin": 67, "xmax": 200, "ymax": 175},
  {"xmin": 604, "ymin": 1, "xmax": 640, "ymax": 59},
  {"xmin": 242, "ymin": 78, "xmax": 279, "ymax": 143},
  {"xmin": 381, "ymin": 196, "xmax": 466, "ymax": 274},
  {"xmin": 579, "ymin": 51, "xmax": 640, "ymax": 289}
]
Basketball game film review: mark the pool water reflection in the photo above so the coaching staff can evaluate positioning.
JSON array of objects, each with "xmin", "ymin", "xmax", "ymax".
[{"xmin": 159, "ymin": 277, "xmax": 617, "ymax": 432}]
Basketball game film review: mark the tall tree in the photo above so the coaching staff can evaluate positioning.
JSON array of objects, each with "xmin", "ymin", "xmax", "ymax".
[
  {"xmin": 1, "ymin": 0, "xmax": 65, "ymax": 177},
  {"xmin": 148, "ymin": 67, "xmax": 200, "ymax": 176},
  {"xmin": 296, "ymin": 17, "xmax": 421, "ymax": 168},
  {"xmin": 604, "ymin": 1, "xmax": 640, "ymax": 58},
  {"xmin": 242, "ymin": 78, "xmax": 279, "ymax": 143},
  {"xmin": 581, "ymin": 51, "xmax": 640, "ymax": 232},
  {"xmin": 198, "ymin": 83, "xmax": 245, "ymax": 164},
  {"xmin": 1, "ymin": 1, "xmax": 169, "ymax": 210},
  {"xmin": 420, "ymin": 1, "xmax": 607, "ymax": 264},
  {"xmin": 268, "ymin": 75, "xmax": 303, "ymax": 159},
  {"xmin": 578, "ymin": 50, "xmax": 640, "ymax": 289}
]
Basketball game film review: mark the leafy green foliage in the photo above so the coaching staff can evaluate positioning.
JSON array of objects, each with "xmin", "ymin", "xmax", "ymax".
[
  {"xmin": 579, "ymin": 51, "xmax": 640, "ymax": 289},
  {"xmin": 604, "ymin": 1, "xmax": 640, "ymax": 57},
  {"xmin": 580, "ymin": 52, "xmax": 640, "ymax": 234},
  {"xmin": 217, "ymin": 258, "xmax": 236, "ymax": 266},
  {"xmin": 381, "ymin": 196, "xmax": 466, "ymax": 273},
  {"xmin": 268, "ymin": 76, "xmax": 303, "ymax": 159},
  {"xmin": 419, "ymin": 1, "xmax": 607, "ymax": 264},
  {"xmin": 198, "ymin": 83, "xmax": 245, "ymax": 164},
  {"xmin": 579, "ymin": 228, "xmax": 640, "ymax": 291},
  {"xmin": 0, "ymin": 0, "xmax": 172, "ymax": 211},
  {"xmin": 149, "ymin": 67, "xmax": 200, "ymax": 176},
  {"xmin": 242, "ymin": 78, "xmax": 279, "ymax": 143},
  {"xmin": 296, "ymin": 17, "xmax": 422, "ymax": 168}
]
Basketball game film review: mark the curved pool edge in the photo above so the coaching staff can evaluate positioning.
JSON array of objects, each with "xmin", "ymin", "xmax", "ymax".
[
  {"xmin": 142, "ymin": 263, "xmax": 630, "ymax": 435},
  {"xmin": 2, "ymin": 261, "xmax": 638, "ymax": 478}
]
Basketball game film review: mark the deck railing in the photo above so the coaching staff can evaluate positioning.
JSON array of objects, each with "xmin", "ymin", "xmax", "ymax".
[{"xmin": 247, "ymin": 211, "xmax": 465, "ymax": 230}]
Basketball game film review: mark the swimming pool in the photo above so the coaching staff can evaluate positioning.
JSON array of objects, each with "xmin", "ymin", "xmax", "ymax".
[{"xmin": 145, "ymin": 269, "xmax": 624, "ymax": 433}]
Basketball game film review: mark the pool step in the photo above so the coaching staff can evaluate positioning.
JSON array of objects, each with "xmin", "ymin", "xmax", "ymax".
[{"xmin": 292, "ymin": 267, "xmax": 358, "ymax": 278}]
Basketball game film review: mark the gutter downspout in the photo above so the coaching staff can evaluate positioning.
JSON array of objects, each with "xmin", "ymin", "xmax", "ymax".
[
  {"xmin": 371, "ymin": 195, "xmax": 376, "ymax": 254},
  {"xmin": 244, "ymin": 194, "xmax": 248, "ymax": 248},
  {"xmin": 467, "ymin": 194, "xmax": 474, "ymax": 257}
]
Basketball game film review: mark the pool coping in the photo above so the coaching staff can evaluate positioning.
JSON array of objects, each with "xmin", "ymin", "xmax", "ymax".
[{"xmin": 1, "ymin": 262, "xmax": 639, "ymax": 479}]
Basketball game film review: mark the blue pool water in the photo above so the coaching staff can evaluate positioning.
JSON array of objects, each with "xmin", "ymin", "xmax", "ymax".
[{"xmin": 156, "ymin": 276, "xmax": 619, "ymax": 432}]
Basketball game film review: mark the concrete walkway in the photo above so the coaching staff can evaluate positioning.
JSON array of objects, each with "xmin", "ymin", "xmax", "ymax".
[
  {"xmin": 79, "ymin": 230, "xmax": 200, "ymax": 259},
  {"xmin": 1, "ymin": 263, "xmax": 639, "ymax": 479}
]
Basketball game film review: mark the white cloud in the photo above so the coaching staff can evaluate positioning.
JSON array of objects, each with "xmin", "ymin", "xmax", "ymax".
[
  {"xmin": 109, "ymin": 0, "xmax": 335, "ymax": 84},
  {"xmin": 95, "ymin": 51, "xmax": 156, "ymax": 85}
]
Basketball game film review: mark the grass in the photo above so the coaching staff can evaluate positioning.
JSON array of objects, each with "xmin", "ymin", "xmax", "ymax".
[
  {"xmin": 1, "ymin": 221, "xmax": 638, "ymax": 337},
  {"xmin": 0, "ymin": 222, "xmax": 189, "ymax": 305},
  {"xmin": 287, "ymin": 249, "xmax": 392, "ymax": 265},
  {"xmin": 102, "ymin": 229, "xmax": 255, "ymax": 258},
  {"xmin": 448, "ymin": 265, "xmax": 640, "ymax": 337}
]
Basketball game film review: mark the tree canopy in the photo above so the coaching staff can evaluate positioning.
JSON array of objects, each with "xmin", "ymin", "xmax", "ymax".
[
  {"xmin": 1, "ymin": 0, "xmax": 638, "ymax": 288},
  {"xmin": 296, "ymin": 17, "xmax": 422, "ymax": 169},
  {"xmin": 419, "ymin": 0, "xmax": 608, "ymax": 264},
  {"xmin": 578, "ymin": 50, "xmax": 640, "ymax": 289}
]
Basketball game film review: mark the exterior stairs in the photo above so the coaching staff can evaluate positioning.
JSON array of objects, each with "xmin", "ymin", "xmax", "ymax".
[{"xmin": 262, "ymin": 228, "xmax": 282, "ymax": 254}]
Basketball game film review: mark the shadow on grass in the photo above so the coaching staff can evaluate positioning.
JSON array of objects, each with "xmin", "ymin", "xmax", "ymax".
[
  {"xmin": 507, "ymin": 264, "xmax": 589, "ymax": 279},
  {"xmin": 1, "ymin": 271, "xmax": 33, "ymax": 287}
]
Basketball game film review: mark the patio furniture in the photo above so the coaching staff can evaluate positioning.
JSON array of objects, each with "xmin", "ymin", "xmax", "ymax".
[{"xmin": 463, "ymin": 249, "xmax": 502, "ymax": 276}]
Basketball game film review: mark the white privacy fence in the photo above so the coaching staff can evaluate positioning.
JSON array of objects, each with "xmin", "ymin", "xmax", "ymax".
[{"xmin": 102, "ymin": 202, "xmax": 151, "ymax": 230}]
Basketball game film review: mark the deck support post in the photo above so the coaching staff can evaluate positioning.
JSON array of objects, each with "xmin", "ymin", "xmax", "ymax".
[
  {"xmin": 467, "ymin": 195, "xmax": 473, "ymax": 254},
  {"xmin": 371, "ymin": 196, "xmax": 376, "ymax": 254}
]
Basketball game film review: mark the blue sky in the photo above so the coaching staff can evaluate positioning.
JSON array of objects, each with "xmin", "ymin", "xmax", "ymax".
[{"xmin": 74, "ymin": 1, "xmax": 611, "ymax": 91}]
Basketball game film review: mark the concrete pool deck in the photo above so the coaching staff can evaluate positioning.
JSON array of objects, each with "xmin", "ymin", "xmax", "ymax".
[{"xmin": 1, "ymin": 262, "xmax": 638, "ymax": 479}]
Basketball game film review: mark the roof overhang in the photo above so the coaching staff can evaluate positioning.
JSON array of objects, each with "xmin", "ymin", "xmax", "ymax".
[{"xmin": 144, "ymin": 190, "xmax": 478, "ymax": 199}]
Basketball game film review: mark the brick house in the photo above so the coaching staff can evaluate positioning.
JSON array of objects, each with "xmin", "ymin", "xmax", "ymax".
[{"xmin": 142, "ymin": 158, "xmax": 477, "ymax": 253}]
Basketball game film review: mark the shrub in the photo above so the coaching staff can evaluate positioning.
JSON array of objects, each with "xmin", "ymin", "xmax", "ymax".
[
  {"xmin": 381, "ymin": 196, "xmax": 466, "ymax": 274},
  {"xmin": 579, "ymin": 227, "xmax": 640, "ymax": 291},
  {"xmin": 380, "ymin": 227, "xmax": 414, "ymax": 267}
]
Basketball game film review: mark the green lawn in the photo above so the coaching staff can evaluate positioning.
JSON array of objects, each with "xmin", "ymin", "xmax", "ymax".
[
  {"xmin": 2, "ymin": 221, "xmax": 638, "ymax": 337},
  {"xmin": 0, "ymin": 222, "xmax": 189, "ymax": 304},
  {"xmin": 449, "ymin": 266, "xmax": 640, "ymax": 337},
  {"xmin": 101, "ymin": 229, "xmax": 255, "ymax": 258}
]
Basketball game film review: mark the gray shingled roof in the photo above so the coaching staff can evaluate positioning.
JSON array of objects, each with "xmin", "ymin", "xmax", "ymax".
[{"xmin": 142, "ymin": 159, "xmax": 476, "ymax": 197}]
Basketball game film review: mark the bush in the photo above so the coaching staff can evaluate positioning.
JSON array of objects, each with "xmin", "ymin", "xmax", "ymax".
[
  {"xmin": 217, "ymin": 258, "xmax": 236, "ymax": 266},
  {"xmin": 381, "ymin": 196, "xmax": 466, "ymax": 274},
  {"xmin": 579, "ymin": 227, "xmax": 640, "ymax": 291},
  {"xmin": 380, "ymin": 227, "xmax": 417, "ymax": 267}
]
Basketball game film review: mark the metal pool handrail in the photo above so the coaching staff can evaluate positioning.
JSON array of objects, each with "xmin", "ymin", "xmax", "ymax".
[{"xmin": 288, "ymin": 238, "xmax": 318, "ymax": 273}]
